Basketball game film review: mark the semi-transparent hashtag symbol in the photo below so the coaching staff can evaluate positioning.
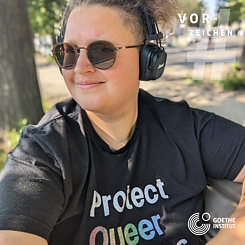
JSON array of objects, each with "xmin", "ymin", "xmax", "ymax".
[{"xmin": 187, "ymin": 9, "xmax": 236, "ymax": 80}]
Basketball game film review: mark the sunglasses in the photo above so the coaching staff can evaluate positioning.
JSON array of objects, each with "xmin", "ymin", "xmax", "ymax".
[{"xmin": 52, "ymin": 40, "xmax": 142, "ymax": 70}]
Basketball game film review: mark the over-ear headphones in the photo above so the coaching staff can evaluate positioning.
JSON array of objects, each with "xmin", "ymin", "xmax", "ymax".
[
  {"xmin": 56, "ymin": 5, "xmax": 167, "ymax": 81},
  {"xmin": 139, "ymin": 7, "xmax": 167, "ymax": 81}
]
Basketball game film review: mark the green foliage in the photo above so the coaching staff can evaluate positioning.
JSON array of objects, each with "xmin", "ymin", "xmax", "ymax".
[
  {"xmin": 239, "ymin": 0, "xmax": 245, "ymax": 20},
  {"xmin": 0, "ymin": 150, "xmax": 7, "ymax": 171},
  {"xmin": 0, "ymin": 100, "xmax": 52, "ymax": 170},
  {"xmin": 221, "ymin": 62, "xmax": 245, "ymax": 91},
  {"xmin": 184, "ymin": 76, "xmax": 202, "ymax": 84},
  {"xmin": 46, "ymin": 55, "xmax": 55, "ymax": 63},
  {"xmin": 7, "ymin": 119, "xmax": 28, "ymax": 148},
  {"xmin": 0, "ymin": 119, "xmax": 28, "ymax": 170},
  {"xmin": 214, "ymin": 0, "xmax": 245, "ymax": 25},
  {"xmin": 42, "ymin": 100, "xmax": 52, "ymax": 113},
  {"xmin": 27, "ymin": 0, "xmax": 67, "ymax": 36}
]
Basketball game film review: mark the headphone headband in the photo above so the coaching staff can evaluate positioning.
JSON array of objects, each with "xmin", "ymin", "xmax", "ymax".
[{"xmin": 140, "ymin": 7, "xmax": 163, "ymax": 41}]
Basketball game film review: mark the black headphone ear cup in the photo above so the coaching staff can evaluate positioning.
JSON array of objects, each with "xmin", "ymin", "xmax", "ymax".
[{"xmin": 139, "ymin": 43, "xmax": 167, "ymax": 81}]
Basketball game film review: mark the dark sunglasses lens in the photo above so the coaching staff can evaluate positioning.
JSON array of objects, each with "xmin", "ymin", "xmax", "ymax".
[
  {"xmin": 88, "ymin": 41, "xmax": 115, "ymax": 69},
  {"xmin": 54, "ymin": 44, "xmax": 76, "ymax": 69}
]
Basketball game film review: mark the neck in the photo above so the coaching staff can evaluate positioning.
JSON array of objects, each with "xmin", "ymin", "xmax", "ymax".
[{"xmin": 86, "ymin": 100, "xmax": 138, "ymax": 150}]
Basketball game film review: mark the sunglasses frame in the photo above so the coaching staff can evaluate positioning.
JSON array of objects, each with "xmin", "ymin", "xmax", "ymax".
[{"xmin": 52, "ymin": 40, "xmax": 142, "ymax": 70}]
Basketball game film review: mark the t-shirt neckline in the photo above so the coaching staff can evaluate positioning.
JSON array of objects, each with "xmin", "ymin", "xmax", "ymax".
[{"xmin": 81, "ymin": 102, "xmax": 143, "ymax": 154}]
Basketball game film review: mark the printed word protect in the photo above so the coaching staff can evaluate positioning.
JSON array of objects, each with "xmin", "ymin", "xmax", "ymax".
[{"xmin": 90, "ymin": 179, "xmax": 169, "ymax": 217}]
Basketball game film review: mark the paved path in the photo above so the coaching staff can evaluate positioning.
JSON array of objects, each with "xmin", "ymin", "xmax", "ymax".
[
  {"xmin": 36, "ymin": 36, "xmax": 245, "ymax": 126},
  {"xmin": 141, "ymin": 79, "xmax": 245, "ymax": 126}
]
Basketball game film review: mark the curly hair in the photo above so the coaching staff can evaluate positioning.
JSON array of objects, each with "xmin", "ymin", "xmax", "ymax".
[{"xmin": 61, "ymin": 0, "xmax": 180, "ymax": 43}]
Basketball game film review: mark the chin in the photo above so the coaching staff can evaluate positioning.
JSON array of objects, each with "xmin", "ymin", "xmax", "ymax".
[{"xmin": 75, "ymin": 97, "xmax": 105, "ymax": 113}]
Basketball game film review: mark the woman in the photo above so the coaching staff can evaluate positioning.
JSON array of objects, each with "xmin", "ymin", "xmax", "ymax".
[{"xmin": 0, "ymin": 0, "xmax": 245, "ymax": 244}]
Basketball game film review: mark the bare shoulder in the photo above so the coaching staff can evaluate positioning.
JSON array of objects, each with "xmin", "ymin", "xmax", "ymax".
[{"xmin": 0, "ymin": 230, "xmax": 47, "ymax": 245}]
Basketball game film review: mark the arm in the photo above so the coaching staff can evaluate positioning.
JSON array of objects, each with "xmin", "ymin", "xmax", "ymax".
[
  {"xmin": 233, "ymin": 164, "xmax": 245, "ymax": 182},
  {"xmin": 207, "ymin": 177, "xmax": 245, "ymax": 245},
  {"xmin": 0, "ymin": 140, "xmax": 65, "ymax": 243},
  {"xmin": 190, "ymin": 108, "xmax": 245, "ymax": 243},
  {"xmin": 0, "ymin": 231, "xmax": 47, "ymax": 245}
]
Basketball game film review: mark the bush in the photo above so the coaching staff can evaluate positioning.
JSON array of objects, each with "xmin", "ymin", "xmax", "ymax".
[
  {"xmin": 0, "ymin": 150, "xmax": 7, "ymax": 170},
  {"xmin": 7, "ymin": 118, "xmax": 28, "ymax": 148},
  {"xmin": 42, "ymin": 100, "xmax": 51, "ymax": 113},
  {"xmin": 0, "ymin": 119, "xmax": 28, "ymax": 171},
  {"xmin": 0, "ymin": 99, "xmax": 52, "ymax": 171},
  {"xmin": 0, "ymin": 100, "xmax": 51, "ymax": 170},
  {"xmin": 221, "ymin": 62, "xmax": 245, "ymax": 91}
]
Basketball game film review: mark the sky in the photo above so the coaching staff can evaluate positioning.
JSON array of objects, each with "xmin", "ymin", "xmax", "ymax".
[{"xmin": 202, "ymin": 0, "xmax": 217, "ymax": 20}]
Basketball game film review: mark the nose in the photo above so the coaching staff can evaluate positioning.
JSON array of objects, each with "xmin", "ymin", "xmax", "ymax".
[{"xmin": 74, "ymin": 49, "xmax": 96, "ymax": 75}]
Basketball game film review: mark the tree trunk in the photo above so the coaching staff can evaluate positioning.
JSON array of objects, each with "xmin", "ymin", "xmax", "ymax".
[{"xmin": 0, "ymin": 0, "xmax": 44, "ymax": 146}]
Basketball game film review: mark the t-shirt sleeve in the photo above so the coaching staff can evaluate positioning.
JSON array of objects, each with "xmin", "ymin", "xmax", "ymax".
[
  {"xmin": 0, "ymin": 126, "xmax": 65, "ymax": 241},
  {"xmin": 192, "ymin": 108, "xmax": 245, "ymax": 180}
]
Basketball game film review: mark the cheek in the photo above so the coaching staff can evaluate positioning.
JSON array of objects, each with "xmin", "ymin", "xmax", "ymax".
[
  {"xmin": 115, "ymin": 51, "xmax": 140, "ymax": 82},
  {"xmin": 106, "ymin": 56, "xmax": 139, "ymax": 99},
  {"xmin": 62, "ymin": 69, "xmax": 74, "ymax": 85}
]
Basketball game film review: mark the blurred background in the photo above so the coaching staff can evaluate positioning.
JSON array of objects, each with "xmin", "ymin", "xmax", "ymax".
[{"xmin": 1, "ymin": 0, "xmax": 245, "ymax": 168}]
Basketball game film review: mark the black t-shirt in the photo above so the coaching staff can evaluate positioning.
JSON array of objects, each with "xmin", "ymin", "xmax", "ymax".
[{"xmin": 0, "ymin": 89, "xmax": 245, "ymax": 245}]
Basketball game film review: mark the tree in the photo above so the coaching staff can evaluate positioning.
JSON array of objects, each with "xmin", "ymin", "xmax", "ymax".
[
  {"xmin": 215, "ymin": 0, "xmax": 244, "ymax": 25},
  {"xmin": 0, "ymin": 0, "xmax": 44, "ymax": 146},
  {"xmin": 216, "ymin": 0, "xmax": 245, "ymax": 69},
  {"xmin": 27, "ymin": 0, "xmax": 67, "ymax": 38}
]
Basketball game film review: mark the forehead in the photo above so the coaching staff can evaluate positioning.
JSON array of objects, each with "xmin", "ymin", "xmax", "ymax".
[{"xmin": 64, "ymin": 5, "xmax": 136, "ymax": 45}]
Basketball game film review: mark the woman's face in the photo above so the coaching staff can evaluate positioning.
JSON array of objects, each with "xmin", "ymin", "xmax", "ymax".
[{"xmin": 63, "ymin": 5, "xmax": 140, "ymax": 115}]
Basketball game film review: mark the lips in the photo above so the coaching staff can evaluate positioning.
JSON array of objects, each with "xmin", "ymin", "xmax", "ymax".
[{"xmin": 76, "ymin": 81, "xmax": 105, "ymax": 89}]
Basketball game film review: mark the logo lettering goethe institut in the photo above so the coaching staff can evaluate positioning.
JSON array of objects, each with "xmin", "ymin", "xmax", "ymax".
[{"xmin": 188, "ymin": 212, "xmax": 236, "ymax": 236}]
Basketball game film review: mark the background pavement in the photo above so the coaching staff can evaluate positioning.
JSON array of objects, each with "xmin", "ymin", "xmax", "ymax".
[{"xmin": 36, "ymin": 36, "xmax": 245, "ymax": 126}]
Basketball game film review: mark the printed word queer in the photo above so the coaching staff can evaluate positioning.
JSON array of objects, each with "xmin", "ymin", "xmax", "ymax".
[
  {"xmin": 90, "ymin": 179, "xmax": 169, "ymax": 217},
  {"xmin": 89, "ymin": 214, "xmax": 163, "ymax": 245}
]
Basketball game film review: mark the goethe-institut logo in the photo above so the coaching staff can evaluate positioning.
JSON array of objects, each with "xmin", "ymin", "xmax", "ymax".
[
  {"xmin": 188, "ymin": 212, "xmax": 236, "ymax": 236},
  {"xmin": 188, "ymin": 213, "xmax": 211, "ymax": 236}
]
